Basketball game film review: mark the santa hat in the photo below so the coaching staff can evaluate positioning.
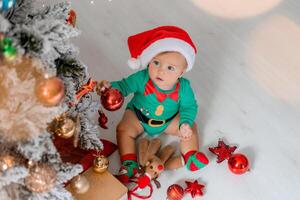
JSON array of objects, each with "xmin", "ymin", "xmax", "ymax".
[{"xmin": 127, "ymin": 26, "xmax": 197, "ymax": 72}]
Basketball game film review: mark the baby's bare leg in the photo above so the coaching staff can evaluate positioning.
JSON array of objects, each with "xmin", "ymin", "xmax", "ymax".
[
  {"xmin": 164, "ymin": 114, "xmax": 199, "ymax": 154},
  {"xmin": 164, "ymin": 115, "xmax": 208, "ymax": 170},
  {"xmin": 116, "ymin": 109, "xmax": 144, "ymax": 156}
]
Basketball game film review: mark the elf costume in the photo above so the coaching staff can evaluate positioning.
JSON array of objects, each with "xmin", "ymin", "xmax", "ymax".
[
  {"xmin": 111, "ymin": 68, "xmax": 197, "ymax": 136},
  {"xmin": 113, "ymin": 26, "xmax": 209, "ymax": 181}
]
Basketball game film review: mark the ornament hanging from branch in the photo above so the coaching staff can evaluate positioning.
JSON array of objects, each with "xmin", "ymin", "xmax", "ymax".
[
  {"xmin": 99, "ymin": 87, "xmax": 124, "ymax": 111},
  {"xmin": 70, "ymin": 174, "xmax": 90, "ymax": 194},
  {"xmin": 98, "ymin": 109, "xmax": 108, "ymax": 129},
  {"xmin": 93, "ymin": 153, "xmax": 109, "ymax": 173},
  {"xmin": 0, "ymin": 0, "xmax": 16, "ymax": 13},
  {"xmin": 47, "ymin": 113, "xmax": 77, "ymax": 139},
  {"xmin": 66, "ymin": 9, "xmax": 76, "ymax": 27},
  {"xmin": 25, "ymin": 163, "xmax": 56, "ymax": 193},
  {"xmin": 0, "ymin": 154, "xmax": 15, "ymax": 172},
  {"xmin": 0, "ymin": 34, "xmax": 17, "ymax": 61},
  {"xmin": 35, "ymin": 76, "xmax": 65, "ymax": 107}
]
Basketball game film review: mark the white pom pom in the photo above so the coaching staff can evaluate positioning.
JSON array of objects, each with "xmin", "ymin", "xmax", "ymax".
[{"xmin": 127, "ymin": 57, "xmax": 141, "ymax": 70}]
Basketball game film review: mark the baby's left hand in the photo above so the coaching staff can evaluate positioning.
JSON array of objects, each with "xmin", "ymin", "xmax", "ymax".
[{"xmin": 179, "ymin": 123, "xmax": 193, "ymax": 141}]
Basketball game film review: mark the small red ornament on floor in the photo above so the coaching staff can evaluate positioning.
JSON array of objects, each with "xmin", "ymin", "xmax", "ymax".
[
  {"xmin": 208, "ymin": 140, "xmax": 237, "ymax": 163},
  {"xmin": 167, "ymin": 184, "xmax": 184, "ymax": 200},
  {"xmin": 184, "ymin": 180, "xmax": 205, "ymax": 198},
  {"xmin": 228, "ymin": 153, "xmax": 249, "ymax": 175},
  {"xmin": 98, "ymin": 109, "xmax": 108, "ymax": 129},
  {"xmin": 209, "ymin": 139, "xmax": 250, "ymax": 175}
]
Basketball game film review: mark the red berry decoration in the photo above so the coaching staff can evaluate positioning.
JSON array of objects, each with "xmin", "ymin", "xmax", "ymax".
[
  {"xmin": 167, "ymin": 184, "xmax": 184, "ymax": 200},
  {"xmin": 184, "ymin": 180, "xmax": 205, "ymax": 198},
  {"xmin": 228, "ymin": 153, "xmax": 250, "ymax": 175},
  {"xmin": 66, "ymin": 9, "xmax": 76, "ymax": 27},
  {"xmin": 209, "ymin": 140, "xmax": 237, "ymax": 163},
  {"xmin": 100, "ymin": 87, "xmax": 124, "ymax": 111},
  {"xmin": 98, "ymin": 110, "xmax": 108, "ymax": 129}
]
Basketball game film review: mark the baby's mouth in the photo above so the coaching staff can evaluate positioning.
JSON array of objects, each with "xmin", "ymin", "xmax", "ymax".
[{"xmin": 156, "ymin": 77, "xmax": 163, "ymax": 81}]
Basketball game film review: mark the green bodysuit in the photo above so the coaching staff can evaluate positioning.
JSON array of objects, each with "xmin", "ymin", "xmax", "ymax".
[{"xmin": 111, "ymin": 68, "xmax": 198, "ymax": 136}]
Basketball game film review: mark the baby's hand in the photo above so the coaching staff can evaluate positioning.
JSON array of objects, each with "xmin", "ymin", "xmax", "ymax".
[
  {"xmin": 179, "ymin": 123, "xmax": 193, "ymax": 141},
  {"xmin": 96, "ymin": 80, "xmax": 111, "ymax": 95}
]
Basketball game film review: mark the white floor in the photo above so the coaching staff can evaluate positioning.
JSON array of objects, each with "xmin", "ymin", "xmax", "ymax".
[{"xmin": 72, "ymin": 1, "xmax": 300, "ymax": 199}]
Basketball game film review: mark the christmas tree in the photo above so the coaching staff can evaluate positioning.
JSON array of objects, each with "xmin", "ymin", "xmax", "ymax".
[{"xmin": 0, "ymin": 0, "xmax": 104, "ymax": 199}]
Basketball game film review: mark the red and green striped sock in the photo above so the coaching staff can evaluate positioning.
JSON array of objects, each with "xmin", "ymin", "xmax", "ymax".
[
  {"xmin": 183, "ymin": 150, "xmax": 209, "ymax": 171},
  {"xmin": 120, "ymin": 153, "xmax": 139, "ymax": 177}
]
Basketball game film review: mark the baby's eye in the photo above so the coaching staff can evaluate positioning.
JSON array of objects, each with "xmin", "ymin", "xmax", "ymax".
[
  {"xmin": 167, "ymin": 66, "xmax": 175, "ymax": 71},
  {"xmin": 153, "ymin": 60, "xmax": 160, "ymax": 66}
]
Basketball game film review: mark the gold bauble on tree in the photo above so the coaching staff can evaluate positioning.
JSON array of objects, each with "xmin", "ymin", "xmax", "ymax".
[
  {"xmin": 25, "ymin": 163, "xmax": 56, "ymax": 193},
  {"xmin": 48, "ymin": 114, "xmax": 76, "ymax": 139},
  {"xmin": 70, "ymin": 175, "xmax": 90, "ymax": 194},
  {"xmin": 93, "ymin": 155, "xmax": 109, "ymax": 173},
  {"xmin": 0, "ymin": 155, "xmax": 15, "ymax": 172},
  {"xmin": 35, "ymin": 76, "xmax": 65, "ymax": 107}
]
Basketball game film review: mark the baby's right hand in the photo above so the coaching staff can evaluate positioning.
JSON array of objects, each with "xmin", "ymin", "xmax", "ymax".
[{"xmin": 96, "ymin": 80, "xmax": 111, "ymax": 95}]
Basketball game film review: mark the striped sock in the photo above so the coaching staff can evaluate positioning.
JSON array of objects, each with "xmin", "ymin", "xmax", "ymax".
[{"xmin": 184, "ymin": 150, "xmax": 209, "ymax": 171}]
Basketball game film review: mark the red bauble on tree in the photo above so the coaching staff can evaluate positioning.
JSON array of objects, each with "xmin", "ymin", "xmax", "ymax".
[
  {"xmin": 66, "ymin": 9, "xmax": 76, "ymax": 27},
  {"xmin": 228, "ymin": 153, "xmax": 249, "ymax": 175},
  {"xmin": 98, "ymin": 109, "xmax": 108, "ymax": 129},
  {"xmin": 100, "ymin": 87, "xmax": 124, "ymax": 111},
  {"xmin": 35, "ymin": 76, "xmax": 65, "ymax": 107},
  {"xmin": 167, "ymin": 184, "xmax": 184, "ymax": 200}
]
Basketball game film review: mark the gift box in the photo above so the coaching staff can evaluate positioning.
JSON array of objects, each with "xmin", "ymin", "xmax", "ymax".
[
  {"xmin": 54, "ymin": 136, "xmax": 127, "ymax": 199},
  {"xmin": 66, "ymin": 167, "xmax": 128, "ymax": 200}
]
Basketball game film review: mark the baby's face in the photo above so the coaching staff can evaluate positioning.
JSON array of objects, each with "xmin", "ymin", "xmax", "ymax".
[{"xmin": 148, "ymin": 52, "xmax": 187, "ymax": 90}]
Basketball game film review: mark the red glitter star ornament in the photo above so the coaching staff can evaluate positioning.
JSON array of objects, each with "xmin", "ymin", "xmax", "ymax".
[
  {"xmin": 184, "ymin": 180, "xmax": 205, "ymax": 198},
  {"xmin": 209, "ymin": 140, "xmax": 237, "ymax": 163}
]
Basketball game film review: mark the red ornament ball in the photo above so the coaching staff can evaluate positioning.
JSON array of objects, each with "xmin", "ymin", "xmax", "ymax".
[
  {"xmin": 35, "ymin": 77, "xmax": 65, "ymax": 107},
  {"xmin": 66, "ymin": 9, "xmax": 76, "ymax": 27},
  {"xmin": 100, "ymin": 88, "xmax": 124, "ymax": 111},
  {"xmin": 167, "ymin": 184, "xmax": 184, "ymax": 200},
  {"xmin": 98, "ymin": 110, "xmax": 108, "ymax": 129},
  {"xmin": 228, "ymin": 153, "xmax": 250, "ymax": 175}
]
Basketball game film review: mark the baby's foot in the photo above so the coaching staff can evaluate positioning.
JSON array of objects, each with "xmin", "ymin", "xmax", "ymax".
[
  {"xmin": 116, "ymin": 160, "xmax": 139, "ymax": 184},
  {"xmin": 184, "ymin": 151, "xmax": 209, "ymax": 171}
]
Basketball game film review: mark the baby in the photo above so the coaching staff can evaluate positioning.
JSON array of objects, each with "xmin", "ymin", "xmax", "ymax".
[{"xmin": 98, "ymin": 26, "xmax": 209, "ymax": 183}]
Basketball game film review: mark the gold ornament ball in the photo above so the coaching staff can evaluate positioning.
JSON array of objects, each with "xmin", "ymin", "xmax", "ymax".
[
  {"xmin": 70, "ymin": 175, "xmax": 90, "ymax": 194},
  {"xmin": 35, "ymin": 77, "xmax": 65, "ymax": 107},
  {"xmin": 25, "ymin": 163, "xmax": 56, "ymax": 193},
  {"xmin": 0, "ymin": 155, "xmax": 15, "ymax": 172},
  {"xmin": 55, "ymin": 117, "xmax": 76, "ymax": 139},
  {"xmin": 93, "ymin": 155, "xmax": 109, "ymax": 173}
]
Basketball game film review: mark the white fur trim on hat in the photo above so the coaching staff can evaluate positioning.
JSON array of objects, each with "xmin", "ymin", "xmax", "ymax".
[
  {"xmin": 127, "ymin": 57, "xmax": 142, "ymax": 70},
  {"xmin": 139, "ymin": 38, "xmax": 196, "ymax": 72}
]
